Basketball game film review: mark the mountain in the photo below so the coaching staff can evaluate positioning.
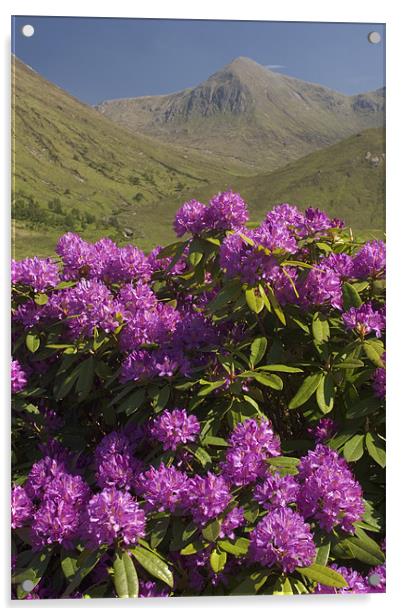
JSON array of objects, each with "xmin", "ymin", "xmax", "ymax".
[
  {"xmin": 96, "ymin": 57, "xmax": 384, "ymax": 173},
  {"xmin": 12, "ymin": 57, "xmax": 237, "ymax": 258}
]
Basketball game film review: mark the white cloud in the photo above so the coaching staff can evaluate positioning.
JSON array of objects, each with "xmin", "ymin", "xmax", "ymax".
[{"xmin": 265, "ymin": 64, "xmax": 286, "ymax": 70}]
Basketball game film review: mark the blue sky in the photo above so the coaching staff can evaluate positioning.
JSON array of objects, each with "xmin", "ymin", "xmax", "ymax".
[{"xmin": 12, "ymin": 17, "xmax": 385, "ymax": 105}]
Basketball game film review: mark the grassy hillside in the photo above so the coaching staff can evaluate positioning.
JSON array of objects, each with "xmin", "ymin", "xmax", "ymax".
[
  {"xmin": 230, "ymin": 128, "xmax": 385, "ymax": 230},
  {"xmin": 12, "ymin": 58, "xmax": 240, "ymax": 259},
  {"xmin": 97, "ymin": 57, "xmax": 384, "ymax": 173}
]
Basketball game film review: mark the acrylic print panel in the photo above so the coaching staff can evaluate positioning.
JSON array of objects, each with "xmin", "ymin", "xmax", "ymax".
[{"xmin": 11, "ymin": 16, "xmax": 385, "ymax": 600}]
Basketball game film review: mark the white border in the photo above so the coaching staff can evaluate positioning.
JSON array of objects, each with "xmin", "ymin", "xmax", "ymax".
[{"xmin": 2, "ymin": 1, "xmax": 402, "ymax": 614}]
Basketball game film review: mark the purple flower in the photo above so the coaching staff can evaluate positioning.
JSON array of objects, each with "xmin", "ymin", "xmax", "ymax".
[
  {"xmin": 367, "ymin": 563, "xmax": 386, "ymax": 593},
  {"xmin": 309, "ymin": 418, "xmax": 337, "ymax": 443},
  {"xmin": 249, "ymin": 507, "xmax": 316, "ymax": 572},
  {"xmin": 206, "ymin": 191, "xmax": 249, "ymax": 231},
  {"xmin": 353, "ymin": 240, "xmax": 386, "ymax": 279},
  {"xmin": 103, "ymin": 245, "xmax": 152, "ymax": 284},
  {"xmin": 373, "ymin": 365, "xmax": 386, "ymax": 398},
  {"xmin": 59, "ymin": 279, "xmax": 120, "ymax": 338},
  {"xmin": 185, "ymin": 472, "xmax": 231, "ymax": 526},
  {"xmin": 139, "ymin": 580, "xmax": 169, "ymax": 598},
  {"xmin": 221, "ymin": 418, "xmax": 281, "ymax": 486},
  {"xmin": 135, "ymin": 463, "xmax": 189, "ymax": 513},
  {"xmin": 299, "ymin": 267, "xmax": 342, "ymax": 310},
  {"xmin": 11, "ymin": 359, "xmax": 27, "ymax": 393},
  {"xmin": 83, "ymin": 487, "xmax": 146, "ymax": 548},
  {"xmin": 320, "ymin": 253, "xmax": 354, "ymax": 278},
  {"xmin": 343, "ymin": 302, "xmax": 385, "ymax": 338},
  {"xmin": 94, "ymin": 431, "xmax": 141, "ymax": 490},
  {"xmin": 31, "ymin": 473, "xmax": 90, "ymax": 549},
  {"xmin": 120, "ymin": 350, "xmax": 156, "ymax": 382},
  {"xmin": 25, "ymin": 457, "xmax": 68, "ymax": 500},
  {"xmin": 12, "ymin": 256, "xmax": 59, "ymax": 291},
  {"xmin": 174, "ymin": 200, "xmax": 209, "ymax": 237},
  {"xmin": 297, "ymin": 445, "xmax": 364, "ymax": 533},
  {"xmin": 315, "ymin": 565, "xmax": 368, "ymax": 594},
  {"xmin": 219, "ymin": 507, "xmax": 245, "ymax": 539},
  {"xmin": 302, "ymin": 208, "xmax": 333, "ymax": 236},
  {"xmin": 150, "ymin": 409, "xmax": 200, "ymax": 451},
  {"xmin": 265, "ymin": 203, "xmax": 305, "ymax": 233},
  {"xmin": 253, "ymin": 473, "xmax": 299, "ymax": 510},
  {"xmin": 11, "ymin": 486, "xmax": 33, "ymax": 528}
]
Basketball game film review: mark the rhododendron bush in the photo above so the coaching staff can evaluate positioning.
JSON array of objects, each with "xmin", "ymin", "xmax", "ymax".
[{"xmin": 11, "ymin": 193, "xmax": 385, "ymax": 599}]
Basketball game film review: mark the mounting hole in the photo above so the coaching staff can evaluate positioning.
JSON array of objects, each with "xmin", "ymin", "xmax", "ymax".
[
  {"xmin": 368, "ymin": 31, "xmax": 381, "ymax": 44},
  {"xmin": 22, "ymin": 579, "xmax": 35, "ymax": 592},
  {"xmin": 22, "ymin": 24, "xmax": 35, "ymax": 38},
  {"xmin": 368, "ymin": 573, "xmax": 381, "ymax": 586}
]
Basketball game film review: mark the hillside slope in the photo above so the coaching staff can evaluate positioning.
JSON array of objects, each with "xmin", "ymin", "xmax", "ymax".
[
  {"xmin": 96, "ymin": 57, "xmax": 384, "ymax": 173},
  {"xmin": 227, "ymin": 128, "xmax": 385, "ymax": 230},
  {"xmin": 12, "ymin": 58, "xmax": 237, "ymax": 258}
]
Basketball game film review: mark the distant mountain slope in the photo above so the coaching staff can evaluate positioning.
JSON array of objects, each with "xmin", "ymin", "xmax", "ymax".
[
  {"xmin": 225, "ymin": 127, "xmax": 385, "ymax": 230},
  {"xmin": 96, "ymin": 57, "xmax": 384, "ymax": 173},
  {"xmin": 12, "ymin": 57, "xmax": 238, "ymax": 258}
]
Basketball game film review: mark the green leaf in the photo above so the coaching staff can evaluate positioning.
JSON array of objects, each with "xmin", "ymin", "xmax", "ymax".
[
  {"xmin": 316, "ymin": 372, "xmax": 334, "ymax": 414},
  {"xmin": 312, "ymin": 312, "xmax": 330, "ymax": 344},
  {"xmin": 12, "ymin": 547, "xmax": 53, "ymax": 596},
  {"xmin": 131, "ymin": 545, "xmax": 173, "ymax": 588},
  {"xmin": 267, "ymin": 456, "xmax": 300, "ymax": 475},
  {"xmin": 363, "ymin": 340, "xmax": 385, "ymax": 368},
  {"xmin": 252, "ymin": 372, "xmax": 283, "ymax": 390},
  {"xmin": 296, "ymin": 564, "xmax": 347, "ymax": 588},
  {"xmin": 210, "ymin": 549, "xmax": 227, "ymax": 574},
  {"xmin": 180, "ymin": 539, "xmax": 209, "ymax": 556},
  {"xmin": 218, "ymin": 537, "xmax": 250, "ymax": 557},
  {"xmin": 76, "ymin": 356, "xmax": 94, "ymax": 399},
  {"xmin": 150, "ymin": 514, "xmax": 170, "ymax": 549},
  {"xmin": 343, "ymin": 434, "xmax": 365, "ymax": 462},
  {"xmin": 345, "ymin": 396, "xmax": 382, "ymax": 419},
  {"xmin": 189, "ymin": 445, "xmax": 212, "ymax": 467},
  {"xmin": 202, "ymin": 519, "xmax": 221, "ymax": 542},
  {"xmin": 198, "ymin": 380, "xmax": 226, "ymax": 396},
  {"xmin": 26, "ymin": 333, "xmax": 40, "ymax": 353},
  {"xmin": 334, "ymin": 359, "xmax": 364, "ymax": 369},
  {"xmin": 365, "ymin": 432, "xmax": 386, "ymax": 468},
  {"xmin": 250, "ymin": 336, "xmax": 267, "ymax": 368},
  {"xmin": 153, "ymin": 384, "xmax": 170, "ymax": 412},
  {"xmin": 60, "ymin": 550, "xmax": 78, "ymax": 581},
  {"xmin": 288, "ymin": 373, "xmax": 323, "ymax": 409},
  {"xmin": 266, "ymin": 284, "xmax": 286, "ymax": 325},
  {"xmin": 117, "ymin": 389, "xmax": 145, "ymax": 416},
  {"xmin": 332, "ymin": 530, "xmax": 385, "ymax": 566},
  {"xmin": 54, "ymin": 363, "xmax": 81, "ymax": 400},
  {"xmin": 231, "ymin": 570, "xmax": 268, "ymax": 594},
  {"xmin": 315, "ymin": 542, "xmax": 331, "ymax": 566},
  {"xmin": 258, "ymin": 364, "xmax": 303, "ymax": 373},
  {"xmin": 207, "ymin": 280, "xmax": 241, "ymax": 313},
  {"xmin": 34, "ymin": 292, "xmax": 48, "ymax": 305},
  {"xmin": 245, "ymin": 288, "xmax": 264, "ymax": 313},
  {"xmin": 113, "ymin": 549, "xmax": 139, "ymax": 598},
  {"xmin": 62, "ymin": 548, "xmax": 106, "ymax": 597},
  {"xmin": 202, "ymin": 435, "xmax": 229, "ymax": 447},
  {"xmin": 342, "ymin": 282, "xmax": 363, "ymax": 310},
  {"xmin": 272, "ymin": 576, "xmax": 293, "ymax": 595}
]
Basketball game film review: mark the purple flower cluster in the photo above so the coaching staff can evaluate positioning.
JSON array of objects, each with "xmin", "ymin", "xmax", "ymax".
[
  {"xmin": 12, "ymin": 256, "xmax": 60, "ymax": 292},
  {"xmin": 11, "ymin": 486, "xmax": 33, "ymax": 529},
  {"xmin": 253, "ymin": 473, "xmax": 299, "ymax": 510},
  {"xmin": 373, "ymin": 353, "xmax": 386, "ymax": 398},
  {"xmin": 174, "ymin": 191, "xmax": 248, "ymax": 237},
  {"xmin": 308, "ymin": 418, "xmax": 337, "ymax": 443},
  {"xmin": 83, "ymin": 487, "xmax": 145, "ymax": 548},
  {"xmin": 184, "ymin": 472, "xmax": 231, "ymax": 526},
  {"xmin": 31, "ymin": 472, "xmax": 90, "ymax": 549},
  {"xmin": 353, "ymin": 240, "xmax": 386, "ymax": 279},
  {"xmin": 297, "ymin": 445, "xmax": 364, "ymax": 533},
  {"xmin": 343, "ymin": 302, "xmax": 385, "ymax": 338},
  {"xmin": 94, "ymin": 431, "xmax": 142, "ymax": 490},
  {"xmin": 11, "ymin": 359, "xmax": 27, "ymax": 393},
  {"xmin": 135, "ymin": 463, "xmax": 189, "ymax": 513},
  {"xmin": 221, "ymin": 418, "xmax": 281, "ymax": 486},
  {"xmin": 56, "ymin": 233, "xmax": 152, "ymax": 283},
  {"xmin": 249, "ymin": 507, "xmax": 316, "ymax": 572},
  {"xmin": 150, "ymin": 409, "xmax": 200, "ymax": 451}
]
